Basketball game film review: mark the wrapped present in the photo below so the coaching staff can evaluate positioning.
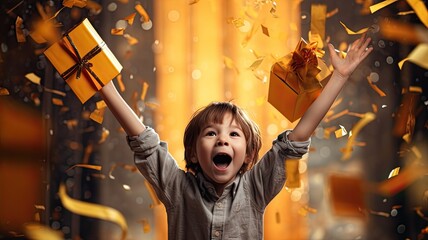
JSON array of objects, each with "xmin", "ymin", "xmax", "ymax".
[
  {"xmin": 268, "ymin": 39, "xmax": 331, "ymax": 122},
  {"xmin": 44, "ymin": 18, "xmax": 122, "ymax": 103}
]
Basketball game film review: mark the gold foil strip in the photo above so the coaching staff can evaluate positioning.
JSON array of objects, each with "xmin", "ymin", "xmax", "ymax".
[
  {"xmin": 341, "ymin": 112, "xmax": 376, "ymax": 160},
  {"xmin": 65, "ymin": 164, "xmax": 102, "ymax": 172},
  {"xmin": 58, "ymin": 184, "xmax": 128, "ymax": 240},
  {"xmin": 369, "ymin": 0, "xmax": 398, "ymax": 13}
]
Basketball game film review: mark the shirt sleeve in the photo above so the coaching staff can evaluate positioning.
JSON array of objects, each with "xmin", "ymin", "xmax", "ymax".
[
  {"xmin": 244, "ymin": 130, "xmax": 311, "ymax": 209},
  {"xmin": 126, "ymin": 127, "xmax": 184, "ymax": 208}
]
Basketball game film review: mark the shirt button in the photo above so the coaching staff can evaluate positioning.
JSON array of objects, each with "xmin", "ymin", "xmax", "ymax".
[
  {"xmin": 215, "ymin": 231, "xmax": 220, "ymax": 237},
  {"xmin": 217, "ymin": 202, "xmax": 223, "ymax": 208}
]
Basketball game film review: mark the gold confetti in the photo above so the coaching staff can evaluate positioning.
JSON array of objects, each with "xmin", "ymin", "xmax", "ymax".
[
  {"xmin": 226, "ymin": 17, "xmax": 245, "ymax": 28},
  {"xmin": 324, "ymin": 109, "xmax": 349, "ymax": 123},
  {"xmin": 249, "ymin": 58, "xmax": 264, "ymax": 70},
  {"xmin": 65, "ymin": 164, "xmax": 102, "ymax": 172},
  {"xmin": 25, "ymin": 73, "xmax": 41, "ymax": 85},
  {"xmin": 16, "ymin": 16, "xmax": 26, "ymax": 43},
  {"xmin": 64, "ymin": 119, "xmax": 78, "ymax": 130},
  {"xmin": 369, "ymin": 0, "xmax": 398, "ymax": 13},
  {"xmin": 90, "ymin": 108, "xmax": 105, "ymax": 124},
  {"xmin": 341, "ymin": 112, "xmax": 376, "ymax": 160},
  {"xmin": 140, "ymin": 82, "xmax": 149, "ymax": 101},
  {"xmin": 58, "ymin": 184, "xmax": 128, "ymax": 240},
  {"xmin": 311, "ymin": 4, "xmax": 327, "ymax": 42},
  {"xmin": 0, "ymin": 87, "xmax": 10, "ymax": 96},
  {"xmin": 223, "ymin": 56, "xmax": 240, "ymax": 75},
  {"xmin": 111, "ymin": 28, "xmax": 125, "ymax": 35},
  {"xmin": 135, "ymin": 3, "xmax": 150, "ymax": 22},
  {"xmin": 98, "ymin": 127, "xmax": 110, "ymax": 144},
  {"xmin": 24, "ymin": 223, "xmax": 63, "ymax": 240},
  {"xmin": 96, "ymin": 100, "xmax": 107, "ymax": 109},
  {"xmin": 388, "ymin": 167, "xmax": 400, "ymax": 178},
  {"xmin": 62, "ymin": 0, "xmax": 87, "ymax": 8},
  {"xmin": 116, "ymin": 74, "xmax": 125, "ymax": 92},
  {"xmin": 138, "ymin": 219, "xmax": 151, "ymax": 233},
  {"xmin": 398, "ymin": 10, "xmax": 415, "ymax": 15},
  {"xmin": 334, "ymin": 125, "xmax": 348, "ymax": 138},
  {"xmin": 51, "ymin": 98, "xmax": 64, "ymax": 106},
  {"xmin": 406, "ymin": 0, "xmax": 428, "ymax": 28},
  {"xmin": 285, "ymin": 159, "xmax": 300, "ymax": 188},
  {"xmin": 43, "ymin": 87, "xmax": 66, "ymax": 97},
  {"xmin": 367, "ymin": 77, "xmax": 386, "ymax": 97},
  {"xmin": 339, "ymin": 21, "xmax": 370, "ymax": 35},
  {"xmin": 124, "ymin": 33, "xmax": 139, "ymax": 45},
  {"xmin": 124, "ymin": 12, "xmax": 137, "ymax": 25},
  {"xmin": 399, "ymin": 43, "xmax": 428, "ymax": 70},
  {"xmin": 261, "ymin": 24, "xmax": 270, "ymax": 37},
  {"xmin": 326, "ymin": 8, "xmax": 339, "ymax": 18}
]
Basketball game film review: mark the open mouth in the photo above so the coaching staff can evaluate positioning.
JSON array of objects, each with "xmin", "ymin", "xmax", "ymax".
[{"xmin": 213, "ymin": 153, "xmax": 232, "ymax": 169}]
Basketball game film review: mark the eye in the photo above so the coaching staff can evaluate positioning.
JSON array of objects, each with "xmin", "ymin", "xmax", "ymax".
[
  {"xmin": 230, "ymin": 131, "xmax": 240, "ymax": 137},
  {"xmin": 205, "ymin": 131, "xmax": 216, "ymax": 136}
]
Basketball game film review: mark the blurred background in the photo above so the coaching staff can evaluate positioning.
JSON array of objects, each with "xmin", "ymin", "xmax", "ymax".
[{"xmin": 0, "ymin": 0, "xmax": 427, "ymax": 239}]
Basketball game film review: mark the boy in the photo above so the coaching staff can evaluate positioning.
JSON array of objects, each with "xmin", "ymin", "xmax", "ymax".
[{"xmin": 100, "ymin": 35, "xmax": 372, "ymax": 239}]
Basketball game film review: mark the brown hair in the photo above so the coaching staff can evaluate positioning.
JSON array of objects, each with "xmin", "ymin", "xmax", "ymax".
[{"xmin": 183, "ymin": 102, "xmax": 262, "ymax": 173}]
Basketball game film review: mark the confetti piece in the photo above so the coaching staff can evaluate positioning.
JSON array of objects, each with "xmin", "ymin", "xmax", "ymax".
[
  {"xmin": 52, "ymin": 98, "xmax": 64, "ymax": 106},
  {"xmin": 98, "ymin": 127, "xmax": 110, "ymax": 144},
  {"xmin": 249, "ymin": 58, "xmax": 264, "ymax": 70},
  {"xmin": 323, "ymin": 126, "xmax": 336, "ymax": 139},
  {"xmin": 24, "ymin": 223, "xmax": 63, "ymax": 240},
  {"xmin": 227, "ymin": 17, "xmax": 245, "ymax": 28},
  {"xmin": 223, "ymin": 56, "xmax": 240, "ymax": 74},
  {"xmin": 122, "ymin": 184, "xmax": 131, "ymax": 190},
  {"xmin": 369, "ymin": 0, "xmax": 398, "ymax": 13},
  {"xmin": 138, "ymin": 219, "xmax": 151, "ymax": 233},
  {"xmin": 334, "ymin": 125, "xmax": 348, "ymax": 138},
  {"xmin": 90, "ymin": 108, "xmax": 105, "ymax": 124},
  {"xmin": 367, "ymin": 77, "xmax": 386, "ymax": 97},
  {"xmin": 25, "ymin": 73, "xmax": 41, "ymax": 85},
  {"xmin": 388, "ymin": 167, "xmax": 400, "ymax": 178},
  {"xmin": 369, "ymin": 210, "xmax": 390, "ymax": 217},
  {"xmin": 261, "ymin": 25, "xmax": 270, "ymax": 37},
  {"xmin": 66, "ymin": 164, "xmax": 102, "ymax": 172},
  {"xmin": 311, "ymin": 4, "xmax": 327, "ymax": 41},
  {"xmin": 398, "ymin": 10, "xmax": 416, "ymax": 15},
  {"xmin": 339, "ymin": 21, "xmax": 370, "ymax": 35},
  {"xmin": 140, "ymin": 82, "xmax": 149, "ymax": 101},
  {"xmin": 285, "ymin": 159, "xmax": 300, "ymax": 188},
  {"xmin": 124, "ymin": 12, "xmax": 137, "ymax": 26},
  {"xmin": 86, "ymin": 0, "xmax": 102, "ymax": 15},
  {"xmin": 124, "ymin": 33, "xmax": 139, "ymax": 45},
  {"xmin": 135, "ymin": 4, "xmax": 150, "ymax": 22},
  {"xmin": 96, "ymin": 100, "xmax": 107, "ymax": 109},
  {"xmin": 326, "ymin": 8, "xmax": 339, "ymax": 18},
  {"xmin": 16, "ymin": 16, "xmax": 26, "ymax": 43},
  {"xmin": 0, "ymin": 87, "xmax": 10, "ymax": 96},
  {"xmin": 108, "ymin": 163, "xmax": 138, "ymax": 179},
  {"xmin": 189, "ymin": 0, "xmax": 201, "ymax": 5},
  {"xmin": 398, "ymin": 44, "xmax": 428, "ymax": 70},
  {"xmin": 62, "ymin": 0, "xmax": 87, "ymax": 8},
  {"xmin": 111, "ymin": 28, "xmax": 125, "ymax": 35},
  {"xmin": 116, "ymin": 74, "xmax": 125, "ymax": 92},
  {"xmin": 64, "ymin": 119, "xmax": 78, "ymax": 130},
  {"xmin": 58, "ymin": 184, "xmax": 128, "ymax": 240},
  {"xmin": 82, "ymin": 144, "xmax": 93, "ymax": 164},
  {"xmin": 298, "ymin": 205, "xmax": 317, "ymax": 216},
  {"xmin": 34, "ymin": 205, "xmax": 45, "ymax": 210},
  {"xmin": 406, "ymin": 0, "xmax": 428, "ymax": 28},
  {"xmin": 324, "ymin": 109, "xmax": 349, "ymax": 123},
  {"xmin": 341, "ymin": 112, "xmax": 376, "ymax": 160},
  {"xmin": 144, "ymin": 179, "xmax": 161, "ymax": 207},
  {"xmin": 43, "ymin": 87, "xmax": 66, "ymax": 97}
]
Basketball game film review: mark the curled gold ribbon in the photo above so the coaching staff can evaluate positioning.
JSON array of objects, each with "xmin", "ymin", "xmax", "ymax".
[{"xmin": 58, "ymin": 184, "xmax": 128, "ymax": 240}]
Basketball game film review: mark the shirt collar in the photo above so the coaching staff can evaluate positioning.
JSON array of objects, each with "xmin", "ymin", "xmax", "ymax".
[{"xmin": 196, "ymin": 172, "xmax": 241, "ymax": 200}]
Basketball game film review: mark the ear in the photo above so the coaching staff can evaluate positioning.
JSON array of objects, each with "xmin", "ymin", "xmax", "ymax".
[
  {"xmin": 244, "ymin": 152, "xmax": 254, "ymax": 164},
  {"xmin": 191, "ymin": 155, "xmax": 198, "ymax": 164}
]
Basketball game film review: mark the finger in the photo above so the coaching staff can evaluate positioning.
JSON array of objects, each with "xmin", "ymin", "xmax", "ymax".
[
  {"xmin": 328, "ymin": 43, "xmax": 339, "ymax": 60},
  {"xmin": 357, "ymin": 37, "xmax": 372, "ymax": 55}
]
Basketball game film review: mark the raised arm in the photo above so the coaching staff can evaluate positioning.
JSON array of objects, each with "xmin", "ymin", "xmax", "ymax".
[
  {"xmin": 288, "ymin": 35, "xmax": 373, "ymax": 141},
  {"xmin": 99, "ymin": 81, "xmax": 146, "ymax": 136}
]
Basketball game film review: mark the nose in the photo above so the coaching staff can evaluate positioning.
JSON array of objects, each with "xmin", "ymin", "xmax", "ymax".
[{"xmin": 216, "ymin": 135, "xmax": 229, "ymax": 146}]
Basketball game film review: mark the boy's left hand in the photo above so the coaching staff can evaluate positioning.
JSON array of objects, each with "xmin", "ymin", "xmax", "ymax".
[{"xmin": 328, "ymin": 34, "xmax": 373, "ymax": 79}]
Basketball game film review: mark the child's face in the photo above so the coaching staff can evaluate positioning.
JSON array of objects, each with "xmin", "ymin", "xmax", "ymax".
[{"xmin": 194, "ymin": 112, "xmax": 250, "ymax": 191}]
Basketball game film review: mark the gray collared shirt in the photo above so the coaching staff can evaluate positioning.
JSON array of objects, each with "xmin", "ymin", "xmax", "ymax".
[{"xmin": 127, "ymin": 127, "xmax": 310, "ymax": 240}]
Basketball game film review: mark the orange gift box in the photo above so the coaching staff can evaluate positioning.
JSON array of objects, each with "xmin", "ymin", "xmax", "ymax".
[
  {"xmin": 44, "ymin": 18, "xmax": 122, "ymax": 103},
  {"xmin": 268, "ymin": 39, "xmax": 331, "ymax": 122}
]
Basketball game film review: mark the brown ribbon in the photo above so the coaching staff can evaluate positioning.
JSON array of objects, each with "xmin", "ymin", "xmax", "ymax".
[{"xmin": 60, "ymin": 34, "xmax": 105, "ymax": 88}]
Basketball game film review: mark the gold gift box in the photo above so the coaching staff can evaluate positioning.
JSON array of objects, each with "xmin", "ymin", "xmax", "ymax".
[
  {"xmin": 268, "ymin": 39, "xmax": 330, "ymax": 122},
  {"xmin": 44, "ymin": 18, "xmax": 122, "ymax": 103}
]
